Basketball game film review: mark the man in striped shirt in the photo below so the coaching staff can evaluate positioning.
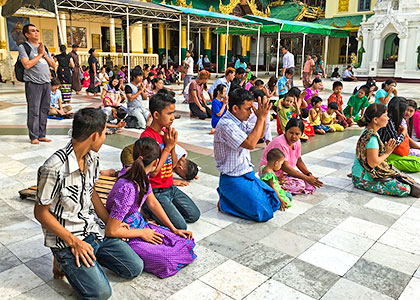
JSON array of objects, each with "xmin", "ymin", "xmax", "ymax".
[{"xmin": 35, "ymin": 108, "xmax": 143, "ymax": 299}]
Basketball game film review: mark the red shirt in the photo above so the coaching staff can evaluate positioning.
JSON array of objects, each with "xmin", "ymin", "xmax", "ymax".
[
  {"xmin": 140, "ymin": 127, "xmax": 173, "ymax": 188},
  {"xmin": 328, "ymin": 93, "xmax": 343, "ymax": 112}
]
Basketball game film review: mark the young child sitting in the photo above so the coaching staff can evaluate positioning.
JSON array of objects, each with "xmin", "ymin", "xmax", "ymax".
[
  {"xmin": 331, "ymin": 67, "xmax": 341, "ymax": 81},
  {"xmin": 309, "ymin": 96, "xmax": 333, "ymax": 134},
  {"xmin": 327, "ymin": 81, "xmax": 353, "ymax": 128},
  {"xmin": 105, "ymin": 137, "xmax": 196, "ymax": 278},
  {"xmin": 140, "ymin": 92, "xmax": 200, "ymax": 230},
  {"xmin": 49, "ymin": 78, "xmax": 73, "ymax": 118},
  {"xmin": 343, "ymin": 85, "xmax": 370, "ymax": 121},
  {"xmin": 35, "ymin": 108, "xmax": 143, "ymax": 298},
  {"xmin": 210, "ymin": 84, "xmax": 228, "ymax": 134},
  {"xmin": 102, "ymin": 105, "xmax": 127, "ymax": 134},
  {"xmin": 277, "ymin": 92, "xmax": 301, "ymax": 134},
  {"xmin": 246, "ymin": 75, "xmax": 257, "ymax": 91},
  {"xmin": 321, "ymin": 102, "xmax": 344, "ymax": 132},
  {"xmin": 260, "ymin": 148, "xmax": 292, "ymax": 211}
]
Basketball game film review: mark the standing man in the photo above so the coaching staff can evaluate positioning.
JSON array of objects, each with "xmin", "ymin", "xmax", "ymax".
[
  {"xmin": 183, "ymin": 50, "xmax": 194, "ymax": 100},
  {"xmin": 302, "ymin": 54, "xmax": 314, "ymax": 89},
  {"xmin": 19, "ymin": 24, "xmax": 56, "ymax": 144},
  {"xmin": 69, "ymin": 44, "xmax": 82, "ymax": 95},
  {"xmin": 281, "ymin": 46, "xmax": 295, "ymax": 87}
]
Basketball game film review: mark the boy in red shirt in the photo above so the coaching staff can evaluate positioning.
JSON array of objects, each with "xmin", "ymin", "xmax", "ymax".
[
  {"xmin": 327, "ymin": 81, "xmax": 353, "ymax": 128},
  {"xmin": 141, "ymin": 91, "xmax": 200, "ymax": 229}
]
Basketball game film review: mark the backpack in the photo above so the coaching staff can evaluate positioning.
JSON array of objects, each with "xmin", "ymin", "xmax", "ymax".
[{"xmin": 15, "ymin": 43, "xmax": 32, "ymax": 82}]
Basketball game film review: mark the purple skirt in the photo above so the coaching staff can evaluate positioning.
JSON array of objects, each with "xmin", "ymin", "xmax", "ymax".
[{"xmin": 124, "ymin": 211, "xmax": 196, "ymax": 278}]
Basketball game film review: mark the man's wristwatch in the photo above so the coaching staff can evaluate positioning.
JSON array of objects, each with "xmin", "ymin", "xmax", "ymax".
[{"xmin": 306, "ymin": 172, "xmax": 312, "ymax": 176}]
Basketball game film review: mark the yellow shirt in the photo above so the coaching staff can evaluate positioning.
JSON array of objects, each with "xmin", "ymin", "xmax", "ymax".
[
  {"xmin": 322, "ymin": 111, "xmax": 336, "ymax": 125},
  {"xmin": 309, "ymin": 108, "xmax": 321, "ymax": 126}
]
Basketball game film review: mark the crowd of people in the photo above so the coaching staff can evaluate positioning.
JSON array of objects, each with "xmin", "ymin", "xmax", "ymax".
[{"xmin": 19, "ymin": 23, "xmax": 420, "ymax": 299}]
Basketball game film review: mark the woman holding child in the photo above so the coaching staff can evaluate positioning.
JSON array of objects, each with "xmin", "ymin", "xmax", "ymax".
[
  {"xmin": 352, "ymin": 103, "xmax": 410, "ymax": 196},
  {"xmin": 260, "ymin": 118, "xmax": 323, "ymax": 194},
  {"xmin": 106, "ymin": 137, "xmax": 196, "ymax": 278}
]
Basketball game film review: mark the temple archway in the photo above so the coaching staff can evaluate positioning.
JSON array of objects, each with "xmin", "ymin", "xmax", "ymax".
[{"xmin": 382, "ymin": 33, "xmax": 399, "ymax": 69}]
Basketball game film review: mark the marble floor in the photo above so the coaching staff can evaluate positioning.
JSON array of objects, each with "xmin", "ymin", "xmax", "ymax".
[{"xmin": 0, "ymin": 78, "xmax": 420, "ymax": 300}]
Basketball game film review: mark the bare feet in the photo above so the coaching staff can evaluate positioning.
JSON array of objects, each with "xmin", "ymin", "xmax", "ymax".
[
  {"xmin": 53, "ymin": 257, "xmax": 65, "ymax": 279},
  {"xmin": 39, "ymin": 137, "xmax": 52, "ymax": 142},
  {"xmin": 76, "ymin": 91, "xmax": 81, "ymax": 95},
  {"xmin": 209, "ymin": 128, "xmax": 215, "ymax": 135},
  {"xmin": 31, "ymin": 139, "xmax": 39, "ymax": 144}
]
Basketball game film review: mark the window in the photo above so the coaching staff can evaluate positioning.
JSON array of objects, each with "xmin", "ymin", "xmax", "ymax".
[{"xmin": 358, "ymin": 0, "xmax": 371, "ymax": 11}]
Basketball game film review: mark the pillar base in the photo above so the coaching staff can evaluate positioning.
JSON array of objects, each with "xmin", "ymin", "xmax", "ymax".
[
  {"xmin": 395, "ymin": 61, "xmax": 405, "ymax": 78},
  {"xmin": 218, "ymin": 55, "xmax": 226, "ymax": 71},
  {"xmin": 181, "ymin": 48, "xmax": 187, "ymax": 62},
  {"xmin": 368, "ymin": 61, "xmax": 379, "ymax": 77},
  {"xmin": 246, "ymin": 51, "xmax": 250, "ymax": 63},
  {"xmin": 1, "ymin": 40, "xmax": 7, "ymax": 49},
  {"xmin": 110, "ymin": 45, "xmax": 116, "ymax": 53},
  {"xmin": 227, "ymin": 50, "xmax": 232, "ymax": 63}
]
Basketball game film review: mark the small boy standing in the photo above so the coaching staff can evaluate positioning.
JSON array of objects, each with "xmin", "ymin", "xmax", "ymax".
[
  {"xmin": 343, "ymin": 85, "xmax": 370, "ymax": 121},
  {"xmin": 140, "ymin": 93, "xmax": 200, "ymax": 230},
  {"xmin": 327, "ymin": 81, "xmax": 353, "ymax": 128},
  {"xmin": 278, "ymin": 93, "xmax": 301, "ymax": 134},
  {"xmin": 35, "ymin": 108, "xmax": 143, "ymax": 299},
  {"xmin": 49, "ymin": 78, "xmax": 72, "ymax": 117},
  {"xmin": 322, "ymin": 102, "xmax": 344, "ymax": 132},
  {"xmin": 277, "ymin": 68, "xmax": 294, "ymax": 99}
]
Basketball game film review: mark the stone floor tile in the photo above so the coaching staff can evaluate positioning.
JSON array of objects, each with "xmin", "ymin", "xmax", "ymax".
[
  {"xmin": 0, "ymin": 264, "xmax": 44, "ymax": 299},
  {"xmin": 402, "ymin": 206, "xmax": 420, "ymax": 221},
  {"xmin": 234, "ymin": 243, "xmax": 294, "ymax": 277},
  {"xmin": 185, "ymin": 219, "xmax": 221, "ymax": 242},
  {"xmin": 320, "ymin": 228, "xmax": 375, "ymax": 256},
  {"xmin": 11, "ymin": 283, "xmax": 66, "ymax": 300},
  {"xmin": 304, "ymin": 164, "xmax": 337, "ymax": 177},
  {"xmin": 0, "ymin": 246, "xmax": 21, "ymax": 274},
  {"xmin": 0, "ymin": 219, "xmax": 43, "ymax": 245},
  {"xmin": 344, "ymin": 258, "xmax": 411, "ymax": 299},
  {"xmin": 378, "ymin": 228, "xmax": 420, "ymax": 255},
  {"xmin": 199, "ymin": 260, "xmax": 268, "ymax": 300},
  {"xmin": 298, "ymin": 242, "xmax": 359, "ymax": 276},
  {"xmin": 272, "ymin": 259, "xmax": 340, "ymax": 299},
  {"xmin": 25, "ymin": 253, "xmax": 54, "ymax": 283},
  {"xmin": 320, "ymin": 278, "xmax": 393, "ymax": 300},
  {"xmin": 194, "ymin": 199, "xmax": 216, "ymax": 214},
  {"xmin": 325, "ymin": 155, "xmax": 354, "ymax": 165},
  {"xmin": 362, "ymin": 242, "xmax": 420, "ymax": 276},
  {"xmin": 201, "ymin": 208, "xmax": 239, "ymax": 228},
  {"xmin": 266, "ymin": 211, "xmax": 299, "ymax": 227},
  {"xmin": 0, "ymin": 201, "xmax": 29, "ymax": 229},
  {"xmin": 302, "ymin": 206, "xmax": 350, "ymax": 227},
  {"xmin": 319, "ymin": 176, "xmax": 353, "ymax": 189},
  {"xmin": 351, "ymin": 206, "xmax": 399, "ymax": 227},
  {"xmin": 182, "ymin": 245, "xmax": 228, "ymax": 279},
  {"xmin": 285, "ymin": 200, "xmax": 314, "ymax": 215},
  {"xmin": 399, "ymin": 277, "xmax": 420, "ymax": 300},
  {"xmin": 199, "ymin": 227, "xmax": 253, "ymax": 259},
  {"xmin": 7, "ymin": 234, "xmax": 50, "ymax": 262},
  {"xmin": 110, "ymin": 282, "xmax": 148, "ymax": 300},
  {"xmin": 130, "ymin": 270, "xmax": 195, "ymax": 300},
  {"xmin": 364, "ymin": 197, "xmax": 409, "ymax": 216},
  {"xmin": 244, "ymin": 279, "xmax": 315, "ymax": 300},
  {"xmin": 167, "ymin": 280, "xmax": 232, "ymax": 300},
  {"xmin": 223, "ymin": 219, "xmax": 278, "ymax": 243},
  {"xmin": 391, "ymin": 216, "xmax": 420, "ymax": 237},
  {"xmin": 46, "ymin": 278, "xmax": 76, "ymax": 299},
  {"xmin": 260, "ymin": 228, "xmax": 315, "ymax": 257},
  {"xmin": 281, "ymin": 216, "xmax": 334, "ymax": 241},
  {"xmin": 336, "ymin": 217, "xmax": 388, "ymax": 240}
]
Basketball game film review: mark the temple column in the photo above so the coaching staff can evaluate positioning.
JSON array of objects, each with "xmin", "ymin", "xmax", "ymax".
[
  {"xmin": 241, "ymin": 35, "xmax": 247, "ymax": 58},
  {"xmin": 181, "ymin": 26, "xmax": 187, "ymax": 60},
  {"xmin": 110, "ymin": 18, "xmax": 116, "ymax": 52},
  {"xmin": 166, "ymin": 27, "xmax": 171, "ymax": 58},
  {"xmin": 204, "ymin": 28, "xmax": 211, "ymax": 60},
  {"xmin": 130, "ymin": 22, "xmax": 143, "ymax": 53},
  {"xmin": 219, "ymin": 33, "xmax": 226, "ymax": 71},
  {"xmin": 158, "ymin": 24, "xmax": 165, "ymax": 58},
  {"xmin": 246, "ymin": 36, "xmax": 251, "ymax": 62},
  {"xmin": 368, "ymin": 34, "xmax": 381, "ymax": 76},
  {"xmin": 395, "ymin": 32, "xmax": 408, "ymax": 77},
  {"xmin": 227, "ymin": 34, "xmax": 232, "ymax": 62},
  {"xmin": 142, "ymin": 25, "xmax": 147, "ymax": 53},
  {"xmin": 147, "ymin": 24, "xmax": 153, "ymax": 54},
  {"xmin": 0, "ymin": 8, "xmax": 6, "ymax": 49},
  {"xmin": 60, "ymin": 13, "xmax": 67, "ymax": 46}
]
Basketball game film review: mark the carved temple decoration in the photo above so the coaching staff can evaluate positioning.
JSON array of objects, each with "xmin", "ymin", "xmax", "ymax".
[{"xmin": 219, "ymin": 0, "xmax": 269, "ymax": 17}]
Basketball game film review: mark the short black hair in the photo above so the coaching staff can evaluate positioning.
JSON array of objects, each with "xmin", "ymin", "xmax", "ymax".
[
  {"xmin": 311, "ymin": 96, "xmax": 322, "ymax": 106},
  {"xmin": 288, "ymin": 86, "xmax": 301, "ymax": 98},
  {"xmin": 236, "ymin": 67, "xmax": 246, "ymax": 75},
  {"xmin": 300, "ymin": 108, "xmax": 309, "ymax": 119},
  {"xmin": 88, "ymin": 48, "xmax": 95, "ymax": 54},
  {"xmin": 157, "ymin": 71, "xmax": 163, "ymax": 76},
  {"xmin": 347, "ymin": 65, "xmax": 352, "ymax": 69},
  {"xmin": 157, "ymin": 88, "xmax": 176, "ymax": 98},
  {"xmin": 282, "ymin": 46, "xmax": 289, "ymax": 51},
  {"xmin": 51, "ymin": 78, "xmax": 61, "ymax": 86},
  {"xmin": 253, "ymin": 89, "xmax": 265, "ymax": 100},
  {"xmin": 358, "ymin": 85, "xmax": 370, "ymax": 95},
  {"xmin": 228, "ymin": 88, "xmax": 253, "ymax": 113},
  {"xmin": 249, "ymin": 75, "xmax": 257, "ymax": 81},
  {"xmin": 267, "ymin": 148, "xmax": 285, "ymax": 163},
  {"xmin": 72, "ymin": 108, "xmax": 106, "ymax": 141},
  {"xmin": 22, "ymin": 24, "xmax": 36, "ymax": 39},
  {"xmin": 328, "ymin": 102, "xmax": 339, "ymax": 110},
  {"xmin": 149, "ymin": 92, "xmax": 176, "ymax": 115},
  {"xmin": 333, "ymin": 81, "xmax": 343, "ymax": 89},
  {"xmin": 131, "ymin": 69, "xmax": 144, "ymax": 81},
  {"xmin": 285, "ymin": 118, "xmax": 304, "ymax": 133},
  {"xmin": 115, "ymin": 106, "xmax": 127, "ymax": 120},
  {"xmin": 285, "ymin": 68, "xmax": 294, "ymax": 76},
  {"xmin": 240, "ymin": 57, "xmax": 246, "ymax": 63},
  {"xmin": 185, "ymin": 159, "xmax": 199, "ymax": 180},
  {"xmin": 254, "ymin": 79, "xmax": 264, "ymax": 86}
]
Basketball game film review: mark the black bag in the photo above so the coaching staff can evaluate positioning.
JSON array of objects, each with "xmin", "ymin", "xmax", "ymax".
[
  {"xmin": 15, "ymin": 43, "xmax": 31, "ymax": 82},
  {"xmin": 125, "ymin": 115, "xmax": 139, "ymax": 129}
]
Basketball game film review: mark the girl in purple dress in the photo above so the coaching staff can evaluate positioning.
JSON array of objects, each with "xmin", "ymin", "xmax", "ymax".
[
  {"xmin": 304, "ymin": 78, "xmax": 325, "ymax": 111},
  {"xmin": 105, "ymin": 137, "xmax": 196, "ymax": 278}
]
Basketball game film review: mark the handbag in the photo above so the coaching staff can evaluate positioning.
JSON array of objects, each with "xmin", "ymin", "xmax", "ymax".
[
  {"xmin": 393, "ymin": 136, "xmax": 410, "ymax": 156},
  {"xmin": 397, "ymin": 176, "xmax": 420, "ymax": 198}
]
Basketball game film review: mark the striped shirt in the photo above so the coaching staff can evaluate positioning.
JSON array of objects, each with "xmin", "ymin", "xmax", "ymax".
[
  {"xmin": 378, "ymin": 119, "xmax": 405, "ymax": 146},
  {"xmin": 214, "ymin": 111, "xmax": 254, "ymax": 176},
  {"xmin": 37, "ymin": 141, "xmax": 104, "ymax": 249}
]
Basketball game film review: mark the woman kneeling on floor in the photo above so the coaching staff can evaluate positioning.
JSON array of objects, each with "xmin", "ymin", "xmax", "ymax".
[{"xmin": 352, "ymin": 103, "xmax": 410, "ymax": 197}]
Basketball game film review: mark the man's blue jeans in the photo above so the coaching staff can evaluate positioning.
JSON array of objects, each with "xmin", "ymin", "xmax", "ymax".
[
  {"xmin": 145, "ymin": 185, "xmax": 200, "ymax": 230},
  {"xmin": 52, "ymin": 234, "xmax": 143, "ymax": 300}
]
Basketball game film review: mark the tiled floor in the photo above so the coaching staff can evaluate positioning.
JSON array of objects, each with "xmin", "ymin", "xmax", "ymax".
[{"xmin": 0, "ymin": 79, "xmax": 420, "ymax": 299}]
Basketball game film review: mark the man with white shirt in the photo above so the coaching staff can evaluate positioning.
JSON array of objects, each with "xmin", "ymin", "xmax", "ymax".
[
  {"xmin": 19, "ymin": 24, "xmax": 56, "ymax": 144},
  {"xmin": 281, "ymin": 46, "xmax": 295, "ymax": 87},
  {"xmin": 183, "ymin": 50, "xmax": 194, "ymax": 98}
]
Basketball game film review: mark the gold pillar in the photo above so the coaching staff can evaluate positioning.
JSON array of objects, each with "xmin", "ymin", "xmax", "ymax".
[
  {"xmin": 241, "ymin": 36, "xmax": 247, "ymax": 57},
  {"xmin": 0, "ymin": 8, "xmax": 6, "ymax": 49},
  {"xmin": 166, "ymin": 27, "xmax": 171, "ymax": 50},
  {"xmin": 158, "ymin": 24, "xmax": 165, "ymax": 56},
  {"xmin": 147, "ymin": 24, "xmax": 153, "ymax": 54},
  {"xmin": 203, "ymin": 27, "xmax": 212, "ymax": 59},
  {"xmin": 142, "ymin": 25, "xmax": 147, "ymax": 53},
  {"xmin": 219, "ymin": 33, "xmax": 226, "ymax": 71},
  {"xmin": 181, "ymin": 26, "xmax": 187, "ymax": 60}
]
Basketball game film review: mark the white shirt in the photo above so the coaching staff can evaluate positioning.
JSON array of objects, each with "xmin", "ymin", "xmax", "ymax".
[
  {"xmin": 343, "ymin": 69, "xmax": 353, "ymax": 79},
  {"xmin": 185, "ymin": 57, "xmax": 194, "ymax": 75},
  {"xmin": 283, "ymin": 51, "xmax": 295, "ymax": 69}
]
